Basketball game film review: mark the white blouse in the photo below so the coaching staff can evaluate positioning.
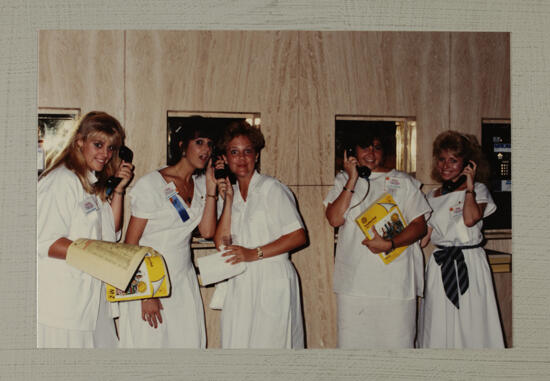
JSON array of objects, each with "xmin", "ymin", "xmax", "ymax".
[
  {"xmin": 229, "ymin": 171, "xmax": 304, "ymax": 254},
  {"xmin": 324, "ymin": 170, "xmax": 431, "ymax": 299},
  {"xmin": 37, "ymin": 166, "xmax": 115, "ymax": 331},
  {"xmin": 128, "ymin": 171, "xmax": 207, "ymax": 274},
  {"xmin": 426, "ymin": 182, "xmax": 496, "ymax": 247}
]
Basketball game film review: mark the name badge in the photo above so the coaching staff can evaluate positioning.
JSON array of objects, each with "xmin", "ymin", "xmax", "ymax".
[
  {"xmin": 165, "ymin": 182, "xmax": 190, "ymax": 222},
  {"xmin": 385, "ymin": 176, "xmax": 401, "ymax": 192},
  {"xmin": 80, "ymin": 196, "xmax": 98, "ymax": 214},
  {"xmin": 449, "ymin": 201, "xmax": 464, "ymax": 218},
  {"xmin": 164, "ymin": 182, "xmax": 178, "ymax": 199}
]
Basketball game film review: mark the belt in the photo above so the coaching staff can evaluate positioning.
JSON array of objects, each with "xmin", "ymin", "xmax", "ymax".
[{"xmin": 433, "ymin": 243, "xmax": 482, "ymax": 309}]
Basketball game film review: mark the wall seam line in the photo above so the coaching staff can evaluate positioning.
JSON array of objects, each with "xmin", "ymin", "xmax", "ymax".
[
  {"xmin": 448, "ymin": 32, "xmax": 452, "ymax": 132},
  {"xmin": 124, "ymin": 30, "xmax": 127, "ymax": 129}
]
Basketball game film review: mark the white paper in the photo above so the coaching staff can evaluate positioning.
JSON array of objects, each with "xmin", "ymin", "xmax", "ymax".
[
  {"xmin": 209, "ymin": 281, "xmax": 228, "ymax": 310},
  {"xmin": 196, "ymin": 249, "xmax": 246, "ymax": 286}
]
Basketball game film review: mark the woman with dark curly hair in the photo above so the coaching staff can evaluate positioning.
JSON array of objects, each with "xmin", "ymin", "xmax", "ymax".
[
  {"xmin": 214, "ymin": 120, "xmax": 306, "ymax": 348},
  {"xmin": 324, "ymin": 128, "xmax": 431, "ymax": 349},
  {"xmin": 419, "ymin": 130, "xmax": 504, "ymax": 348}
]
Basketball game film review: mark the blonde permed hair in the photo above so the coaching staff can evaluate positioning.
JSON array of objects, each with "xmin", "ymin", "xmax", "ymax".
[
  {"xmin": 431, "ymin": 130, "xmax": 490, "ymax": 184},
  {"xmin": 40, "ymin": 111, "xmax": 126, "ymax": 201}
]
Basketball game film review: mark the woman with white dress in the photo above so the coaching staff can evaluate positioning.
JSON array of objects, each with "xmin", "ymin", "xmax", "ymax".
[
  {"xmin": 213, "ymin": 121, "xmax": 307, "ymax": 348},
  {"xmin": 117, "ymin": 116, "xmax": 220, "ymax": 348},
  {"xmin": 37, "ymin": 111, "xmax": 134, "ymax": 348},
  {"xmin": 324, "ymin": 129, "xmax": 431, "ymax": 349},
  {"xmin": 419, "ymin": 130, "xmax": 504, "ymax": 348}
]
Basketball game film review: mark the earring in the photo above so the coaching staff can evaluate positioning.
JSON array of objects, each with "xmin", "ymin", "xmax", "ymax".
[{"xmin": 182, "ymin": 150, "xmax": 186, "ymax": 157}]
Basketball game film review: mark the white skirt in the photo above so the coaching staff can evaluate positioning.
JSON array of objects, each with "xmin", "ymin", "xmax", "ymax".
[
  {"xmin": 419, "ymin": 248, "xmax": 504, "ymax": 348},
  {"xmin": 221, "ymin": 256, "xmax": 304, "ymax": 348},
  {"xmin": 117, "ymin": 266, "xmax": 205, "ymax": 348},
  {"xmin": 337, "ymin": 293, "xmax": 417, "ymax": 349},
  {"xmin": 37, "ymin": 284, "xmax": 118, "ymax": 348}
]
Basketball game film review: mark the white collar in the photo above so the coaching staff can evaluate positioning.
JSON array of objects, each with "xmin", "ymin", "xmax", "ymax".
[
  {"xmin": 87, "ymin": 171, "xmax": 98, "ymax": 184},
  {"xmin": 235, "ymin": 170, "xmax": 261, "ymax": 202},
  {"xmin": 369, "ymin": 169, "xmax": 393, "ymax": 180}
]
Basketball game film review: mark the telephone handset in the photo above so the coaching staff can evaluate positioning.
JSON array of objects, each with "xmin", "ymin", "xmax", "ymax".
[
  {"xmin": 106, "ymin": 145, "xmax": 134, "ymax": 196},
  {"xmin": 346, "ymin": 147, "xmax": 371, "ymax": 179},
  {"xmin": 441, "ymin": 160, "xmax": 473, "ymax": 195},
  {"xmin": 211, "ymin": 146, "xmax": 229, "ymax": 180}
]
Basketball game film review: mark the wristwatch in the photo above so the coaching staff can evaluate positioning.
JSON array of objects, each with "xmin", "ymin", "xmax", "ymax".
[{"xmin": 256, "ymin": 246, "xmax": 264, "ymax": 259}]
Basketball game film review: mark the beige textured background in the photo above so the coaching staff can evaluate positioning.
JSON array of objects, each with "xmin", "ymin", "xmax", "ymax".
[{"xmin": 1, "ymin": 0, "xmax": 548, "ymax": 379}]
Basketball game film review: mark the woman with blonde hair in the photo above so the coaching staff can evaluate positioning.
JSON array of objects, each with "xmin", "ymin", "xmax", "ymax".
[
  {"xmin": 37, "ymin": 111, "xmax": 134, "ymax": 348},
  {"xmin": 419, "ymin": 130, "xmax": 504, "ymax": 348}
]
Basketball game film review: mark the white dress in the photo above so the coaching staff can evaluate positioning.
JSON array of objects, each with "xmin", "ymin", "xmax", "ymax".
[
  {"xmin": 323, "ymin": 170, "xmax": 431, "ymax": 348},
  {"xmin": 221, "ymin": 171, "xmax": 305, "ymax": 348},
  {"xmin": 37, "ymin": 165, "xmax": 118, "ymax": 348},
  {"xmin": 117, "ymin": 171, "xmax": 206, "ymax": 348},
  {"xmin": 419, "ymin": 182, "xmax": 504, "ymax": 348}
]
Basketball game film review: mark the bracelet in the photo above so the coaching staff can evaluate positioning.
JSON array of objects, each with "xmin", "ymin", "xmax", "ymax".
[
  {"xmin": 206, "ymin": 194, "xmax": 218, "ymax": 199},
  {"xmin": 465, "ymin": 190, "xmax": 476, "ymax": 196},
  {"xmin": 113, "ymin": 190, "xmax": 125, "ymax": 196},
  {"xmin": 343, "ymin": 186, "xmax": 354, "ymax": 193},
  {"xmin": 256, "ymin": 246, "xmax": 264, "ymax": 259}
]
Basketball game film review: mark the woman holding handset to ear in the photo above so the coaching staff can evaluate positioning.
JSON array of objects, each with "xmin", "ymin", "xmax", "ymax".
[
  {"xmin": 213, "ymin": 121, "xmax": 306, "ymax": 348},
  {"xmin": 324, "ymin": 129, "xmax": 431, "ymax": 349},
  {"xmin": 419, "ymin": 131, "xmax": 504, "ymax": 348},
  {"xmin": 117, "ymin": 116, "xmax": 221, "ymax": 348},
  {"xmin": 37, "ymin": 111, "xmax": 134, "ymax": 348}
]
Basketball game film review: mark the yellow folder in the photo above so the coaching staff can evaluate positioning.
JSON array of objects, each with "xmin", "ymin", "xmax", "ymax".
[
  {"xmin": 106, "ymin": 253, "xmax": 171, "ymax": 302},
  {"xmin": 355, "ymin": 193, "xmax": 408, "ymax": 264}
]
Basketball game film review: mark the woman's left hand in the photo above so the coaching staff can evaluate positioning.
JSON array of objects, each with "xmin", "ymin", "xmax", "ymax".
[
  {"xmin": 462, "ymin": 159, "xmax": 477, "ymax": 191},
  {"xmin": 222, "ymin": 245, "xmax": 257, "ymax": 264},
  {"xmin": 216, "ymin": 177, "xmax": 232, "ymax": 200},
  {"xmin": 361, "ymin": 229, "xmax": 392, "ymax": 254},
  {"xmin": 114, "ymin": 160, "xmax": 134, "ymax": 192}
]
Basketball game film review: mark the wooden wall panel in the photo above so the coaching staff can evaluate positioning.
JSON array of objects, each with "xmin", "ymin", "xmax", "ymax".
[
  {"xmin": 493, "ymin": 272, "xmax": 512, "ymax": 347},
  {"xmin": 298, "ymin": 31, "xmax": 333, "ymax": 186},
  {"xmin": 450, "ymin": 32, "xmax": 511, "ymax": 139},
  {"xmin": 298, "ymin": 31, "xmax": 450, "ymax": 186},
  {"xmin": 292, "ymin": 186, "xmax": 338, "ymax": 348},
  {"xmin": 38, "ymin": 30, "xmax": 125, "ymax": 121},
  {"xmin": 414, "ymin": 33, "xmax": 451, "ymax": 186},
  {"xmin": 124, "ymin": 31, "xmax": 166, "ymax": 180},
  {"xmin": 193, "ymin": 247, "xmax": 221, "ymax": 348},
  {"xmin": 125, "ymin": 31, "xmax": 299, "ymax": 185}
]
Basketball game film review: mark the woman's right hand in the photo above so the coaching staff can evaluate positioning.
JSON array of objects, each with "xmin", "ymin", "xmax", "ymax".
[
  {"xmin": 114, "ymin": 160, "xmax": 135, "ymax": 193},
  {"xmin": 141, "ymin": 298, "xmax": 163, "ymax": 328},
  {"xmin": 343, "ymin": 149, "xmax": 359, "ymax": 181},
  {"xmin": 205, "ymin": 159, "xmax": 218, "ymax": 195}
]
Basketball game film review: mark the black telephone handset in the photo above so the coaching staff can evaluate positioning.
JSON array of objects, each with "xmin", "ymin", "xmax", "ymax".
[
  {"xmin": 346, "ymin": 147, "xmax": 371, "ymax": 179},
  {"xmin": 441, "ymin": 160, "xmax": 473, "ymax": 195},
  {"xmin": 211, "ymin": 147, "xmax": 229, "ymax": 180},
  {"xmin": 106, "ymin": 146, "xmax": 134, "ymax": 196}
]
